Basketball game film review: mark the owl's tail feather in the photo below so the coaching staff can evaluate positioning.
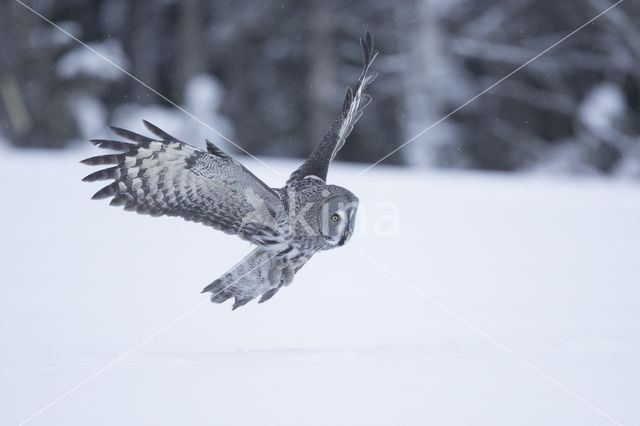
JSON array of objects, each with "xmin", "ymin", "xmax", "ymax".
[{"xmin": 202, "ymin": 247, "xmax": 290, "ymax": 310}]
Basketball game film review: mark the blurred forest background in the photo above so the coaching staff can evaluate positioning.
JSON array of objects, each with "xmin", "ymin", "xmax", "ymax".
[{"xmin": 1, "ymin": 0, "xmax": 639, "ymax": 175}]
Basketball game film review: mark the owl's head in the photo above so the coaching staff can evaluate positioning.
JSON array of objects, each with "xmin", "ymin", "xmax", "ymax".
[{"xmin": 315, "ymin": 185, "xmax": 359, "ymax": 247}]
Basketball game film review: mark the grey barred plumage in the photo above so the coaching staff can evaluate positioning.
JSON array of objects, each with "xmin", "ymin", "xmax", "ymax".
[{"xmin": 82, "ymin": 31, "xmax": 377, "ymax": 309}]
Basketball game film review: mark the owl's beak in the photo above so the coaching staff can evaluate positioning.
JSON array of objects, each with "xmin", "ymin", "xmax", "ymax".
[{"xmin": 337, "ymin": 225, "xmax": 352, "ymax": 246}]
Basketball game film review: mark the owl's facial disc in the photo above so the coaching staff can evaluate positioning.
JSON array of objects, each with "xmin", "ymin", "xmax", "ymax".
[{"xmin": 316, "ymin": 195, "xmax": 358, "ymax": 246}]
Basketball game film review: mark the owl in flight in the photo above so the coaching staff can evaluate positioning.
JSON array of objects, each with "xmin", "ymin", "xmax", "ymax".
[{"xmin": 82, "ymin": 31, "xmax": 378, "ymax": 309}]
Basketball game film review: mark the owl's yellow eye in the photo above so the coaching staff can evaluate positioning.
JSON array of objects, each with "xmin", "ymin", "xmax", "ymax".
[{"xmin": 331, "ymin": 214, "xmax": 340, "ymax": 222}]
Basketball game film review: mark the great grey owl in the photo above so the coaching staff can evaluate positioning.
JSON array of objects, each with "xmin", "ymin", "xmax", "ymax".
[{"xmin": 82, "ymin": 31, "xmax": 378, "ymax": 309}]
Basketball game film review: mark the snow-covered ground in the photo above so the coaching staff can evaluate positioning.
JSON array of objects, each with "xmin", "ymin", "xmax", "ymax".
[{"xmin": 1, "ymin": 146, "xmax": 639, "ymax": 425}]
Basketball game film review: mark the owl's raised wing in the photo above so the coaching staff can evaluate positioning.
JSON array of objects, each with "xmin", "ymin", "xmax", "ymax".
[
  {"xmin": 288, "ymin": 30, "xmax": 378, "ymax": 184},
  {"xmin": 82, "ymin": 121, "xmax": 288, "ymax": 245}
]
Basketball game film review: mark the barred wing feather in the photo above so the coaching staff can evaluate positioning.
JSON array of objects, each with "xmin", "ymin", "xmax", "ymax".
[{"xmin": 82, "ymin": 121, "xmax": 288, "ymax": 245}]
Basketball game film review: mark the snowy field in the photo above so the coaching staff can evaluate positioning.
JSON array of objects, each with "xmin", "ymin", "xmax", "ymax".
[{"xmin": 1, "ymin": 145, "xmax": 639, "ymax": 426}]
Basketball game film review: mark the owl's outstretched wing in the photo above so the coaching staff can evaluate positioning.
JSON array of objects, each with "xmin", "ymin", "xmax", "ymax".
[
  {"xmin": 82, "ymin": 121, "xmax": 288, "ymax": 245},
  {"xmin": 288, "ymin": 30, "xmax": 378, "ymax": 184}
]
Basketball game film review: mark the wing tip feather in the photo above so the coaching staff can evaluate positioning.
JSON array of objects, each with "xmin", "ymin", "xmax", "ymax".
[
  {"xmin": 89, "ymin": 139, "xmax": 137, "ymax": 152},
  {"xmin": 82, "ymin": 166, "xmax": 119, "ymax": 182},
  {"xmin": 80, "ymin": 154, "xmax": 121, "ymax": 166},
  {"xmin": 142, "ymin": 120, "xmax": 179, "ymax": 143},
  {"xmin": 91, "ymin": 182, "xmax": 118, "ymax": 200},
  {"xmin": 108, "ymin": 125, "xmax": 154, "ymax": 144},
  {"xmin": 360, "ymin": 30, "xmax": 375, "ymax": 67}
]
